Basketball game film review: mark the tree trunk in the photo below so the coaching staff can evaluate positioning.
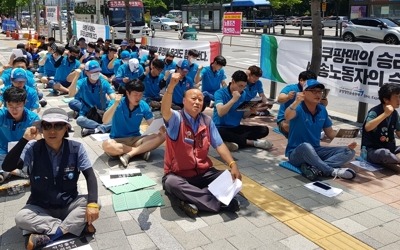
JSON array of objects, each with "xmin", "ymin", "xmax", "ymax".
[
  {"xmin": 66, "ymin": 0, "xmax": 73, "ymax": 41},
  {"xmin": 124, "ymin": 0, "xmax": 131, "ymax": 39},
  {"xmin": 310, "ymin": 0, "xmax": 322, "ymax": 75}
]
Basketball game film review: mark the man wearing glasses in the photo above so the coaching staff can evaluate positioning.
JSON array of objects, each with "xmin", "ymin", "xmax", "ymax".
[
  {"xmin": 2, "ymin": 108, "xmax": 99, "ymax": 250},
  {"xmin": 284, "ymin": 79, "xmax": 357, "ymax": 181},
  {"xmin": 0, "ymin": 87, "xmax": 39, "ymax": 183}
]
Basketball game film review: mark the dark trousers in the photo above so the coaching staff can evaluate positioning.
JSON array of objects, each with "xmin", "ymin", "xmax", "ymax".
[
  {"xmin": 218, "ymin": 125, "xmax": 269, "ymax": 148},
  {"xmin": 162, "ymin": 167, "xmax": 223, "ymax": 212}
]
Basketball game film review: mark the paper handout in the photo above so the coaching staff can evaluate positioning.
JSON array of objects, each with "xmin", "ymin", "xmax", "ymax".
[
  {"xmin": 329, "ymin": 128, "xmax": 360, "ymax": 147},
  {"xmin": 109, "ymin": 169, "xmax": 141, "ymax": 178},
  {"xmin": 142, "ymin": 118, "xmax": 164, "ymax": 136},
  {"xmin": 208, "ymin": 170, "xmax": 242, "ymax": 205}
]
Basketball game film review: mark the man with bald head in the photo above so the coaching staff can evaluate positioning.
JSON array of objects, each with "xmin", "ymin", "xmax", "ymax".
[{"xmin": 161, "ymin": 72, "xmax": 242, "ymax": 218}]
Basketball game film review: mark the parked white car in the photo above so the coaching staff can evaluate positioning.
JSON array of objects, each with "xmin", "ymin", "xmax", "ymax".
[
  {"xmin": 343, "ymin": 18, "xmax": 400, "ymax": 44},
  {"xmin": 322, "ymin": 16, "xmax": 348, "ymax": 28},
  {"xmin": 150, "ymin": 18, "xmax": 179, "ymax": 30}
]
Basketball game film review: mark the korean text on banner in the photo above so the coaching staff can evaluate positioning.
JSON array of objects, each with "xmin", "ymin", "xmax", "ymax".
[
  {"xmin": 148, "ymin": 38, "xmax": 220, "ymax": 65},
  {"xmin": 260, "ymin": 35, "xmax": 400, "ymax": 105},
  {"xmin": 73, "ymin": 21, "xmax": 110, "ymax": 43},
  {"xmin": 223, "ymin": 12, "xmax": 242, "ymax": 36},
  {"xmin": 46, "ymin": 6, "xmax": 59, "ymax": 23},
  {"xmin": 2, "ymin": 20, "xmax": 17, "ymax": 31}
]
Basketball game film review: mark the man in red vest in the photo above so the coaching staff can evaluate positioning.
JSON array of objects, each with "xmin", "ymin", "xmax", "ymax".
[{"xmin": 161, "ymin": 72, "xmax": 242, "ymax": 218}]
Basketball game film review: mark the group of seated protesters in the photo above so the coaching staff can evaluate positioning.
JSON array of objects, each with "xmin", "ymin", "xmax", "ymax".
[{"xmin": 0, "ymin": 35, "xmax": 399, "ymax": 249}]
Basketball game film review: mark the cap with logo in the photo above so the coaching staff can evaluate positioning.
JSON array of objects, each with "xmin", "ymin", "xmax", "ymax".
[
  {"xmin": 11, "ymin": 68, "xmax": 28, "ymax": 82},
  {"xmin": 177, "ymin": 59, "xmax": 190, "ymax": 72},
  {"xmin": 85, "ymin": 60, "xmax": 101, "ymax": 72},
  {"xmin": 304, "ymin": 79, "xmax": 325, "ymax": 90}
]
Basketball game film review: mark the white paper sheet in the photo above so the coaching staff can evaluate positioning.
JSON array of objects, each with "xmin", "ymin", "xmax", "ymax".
[
  {"xmin": 99, "ymin": 175, "xmax": 128, "ymax": 188},
  {"xmin": 208, "ymin": 170, "xmax": 242, "ymax": 205},
  {"xmin": 142, "ymin": 118, "xmax": 164, "ymax": 135},
  {"xmin": 7, "ymin": 141, "xmax": 18, "ymax": 152},
  {"xmin": 89, "ymin": 133, "xmax": 110, "ymax": 141},
  {"xmin": 109, "ymin": 169, "xmax": 141, "ymax": 178},
  {"xmin": 12, "ymin": 49, "xmax": 23, "ymax": 58},
  {"xmin": 350, "ymin": 160, "xmax": 383, "ymax": 172},
  {"xmin": 304, "ymin": 182, "xmax": 343, "ymax": 197}
]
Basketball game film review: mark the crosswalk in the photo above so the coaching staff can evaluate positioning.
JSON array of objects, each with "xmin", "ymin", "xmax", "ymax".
[{"xmin": 224, "ymin": 55, "xmax": 259, "ymax": 69}]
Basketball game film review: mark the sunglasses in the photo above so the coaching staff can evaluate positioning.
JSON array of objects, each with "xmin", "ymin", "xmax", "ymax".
[{"xmin": 42, "ymin": 122, "xmax": 66, "ymax": 131}]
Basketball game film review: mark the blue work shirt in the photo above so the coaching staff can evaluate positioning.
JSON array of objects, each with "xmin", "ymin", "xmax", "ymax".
[
  {"xmin": 213, "ymin": 86, "xmax": 246, "ymax": 128},
  {"xmin": 166, "ymin": 75, "xmax": 194, "ymax": 105},
  {"xmin": 0, "ymin": 108, "xmax": 39, "ymax": 154},
  {"xmin": 187, "ymin": 63, "xmax": 199, "ymax": 82},
  {"xmin": 143, "ymin": 72, "xmax": 164, "ymax": 99},
  {"xmin": 115, "ymin": 64, "xmax": 144, "ymax": 87},
  {"xmin": 100, "ymin": 54, "xmax": 114, "ymax": 75},
  {"xmin": 163, "ymin": 60, "xmax": 177, "ymax": 74},
  {"xmin": 277, "ymin": 83, "xmax": 302, "ymax": 123},
  {"xmin": 113, "ymin": 59, "xmax": 123, "ymax": 75},
  {"xmin": 1, "ymin": 68, "xmax": 36, "ymax": 88},
  {"xmin": 200, "ymin": 66, "xmax": 226, "ymax": 95},
  {"xmin": 75, "ymin": 77, "xmax": 115, "ymax": 115},
  {"xmin": 244, "ymin": 79, "xmax": 264, "ymax": 101},
  {"xmin": 0, "ymin": 85, "xmax": 39, "ymax": 110},
  {"xmin": 54, "ymin": 56, "xmax": 80, "ymax": 83},
  {"xmin": 285, "ymin": 102, "xmax": 332, "ymax": 157},
  {"xmin": 165, "ymin": 109, "xmax": 223, "ymax": 148},
  {"xmin": 43, "ymin": 53, "xmax": 56, "ymax": 77},
  {"xmin": 109, "ymin": 97, "xmax": 153, "ymax": 138}
]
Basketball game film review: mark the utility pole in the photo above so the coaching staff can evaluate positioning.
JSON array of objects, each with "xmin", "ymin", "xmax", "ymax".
[
  {"xmin": 66, "ymin": 0, "xmax": 72, "ymax": 41},
  {"xmin": 96, "ymin": 0, "xmax": 101, "ymax": 24},
  {"xmin": 58, "ymin": 0, "xmax": 63, "ymax": 43},
  {"xmin": 35, "ymin": 0, "xmax": 40, "ymax": 33}
]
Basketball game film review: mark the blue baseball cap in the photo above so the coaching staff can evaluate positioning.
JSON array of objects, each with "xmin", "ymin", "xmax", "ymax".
[
  {"xmin": 304, "ymin": 79, "xmax": 325, "ymax": 90},
  {"xmin": 177, "ymin": 59, "xmax": 190, "ymax": 72},
  {"xmin": 120, "ymin": 51, "xmax": 130, "ymax": 59},
  {"xmin": 11, "ymin": 68, "xmax": 27, "ymax": 82},
  {"xmin": 130, "ymin": 52, "xmax": 138, "ymax": 59},
  {"xmin": 84, "ymin": 60, "xmax": 101, "ymax": 72},
  {"xmin": 120, "ymin": 40, "xmax": 129, "ymax": 46}
]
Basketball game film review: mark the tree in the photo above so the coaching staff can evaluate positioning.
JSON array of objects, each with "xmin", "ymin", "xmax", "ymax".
[
  {"xmin": 66, "ymin": 0, "xmax": 73, "ymax": 41},
  {"xmin": 124, "ymin": 0, "xmax": 131, "ymax": 39},
  {"xmin": 309, "ymin": 0, "xmax": 322, "ymax": 75},
  {"xmin": 143, "ymin": 0, "xmax": 167, "ymax": 13}
]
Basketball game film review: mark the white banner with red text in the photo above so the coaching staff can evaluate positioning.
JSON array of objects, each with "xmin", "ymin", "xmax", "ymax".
[
  {"xmin": 148, "ymin": 38, "xmax": 221, "ymax": 66},
  {"xmin": 260, "ymin": 35, "xmax": 400, "ymax": 105}
]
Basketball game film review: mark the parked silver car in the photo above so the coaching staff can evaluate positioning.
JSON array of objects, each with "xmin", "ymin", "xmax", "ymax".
[
  {"xmin": 321, "ymin": 16, "xmax": 348, "ymax": 28},
  {"xmin": 342, "ymin": 18, "xmax": 400, "ymax": 44},
  {"xmin": 150, "ymin": 18, "xmax": 179, "ymax": 30}
]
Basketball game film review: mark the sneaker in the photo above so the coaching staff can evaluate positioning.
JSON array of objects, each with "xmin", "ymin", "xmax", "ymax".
[
  {"xmin": 81, "ymin": 223, "xmax": 96, "ymax": 236},
  {"xmin": 300, "ymin": 163, "xmax": 322, "ymax": 181},
  {"xmin": 225, "ymin": 142, "xmax": 239, "ymax": 152},
  {"xmin": 254, "ymin": 140, "xmax": 273, "ymax": 150},
  {"xmin": 142, "ymin": 151, "xmax": 151, "ymax": 161},
  {"xmin": 51, "ymin": 89, "xmax": 60, "ymax": 96},
  {"xmin": 331, "ymin": 168, "xmax": 356, "ymax": 180},
  {"xmin": 179, "ymin": 201, "xmax": 198, "ymax": 218},
  {"xmin": 150, "ymin": 101, "xmax": 161, "ymax": 110},
  {"xmin": 10, "ymin": 169, "xmax": 29, "ymax": 179},
  {"xmin": 39, "ymin": 99, "xmax": 47, "ymax": 107},
  {"xmin": 119, "ymin": 153, "xmax": 131, "ymax": 167},
  {"xmin": 221, "ymin": 197, "xmax": 240, "ymax": 212},
  {"xmin": 26, "ymin": 234, "xmax": 51, "ymax": 250},
  {"xmin": 81, "ymin": 128, "xmax": 95, "ymax": 137}
]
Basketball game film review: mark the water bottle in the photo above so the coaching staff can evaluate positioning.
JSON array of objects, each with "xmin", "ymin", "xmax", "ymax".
[{"xmin": 360, "ymin": 146, "xmax": 368, "ymax": 167}]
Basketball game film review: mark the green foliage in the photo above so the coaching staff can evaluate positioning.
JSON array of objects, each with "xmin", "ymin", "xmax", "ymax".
[{"xmin": 143, "ymin": 0, "xmax": 167, "ymax": 9}]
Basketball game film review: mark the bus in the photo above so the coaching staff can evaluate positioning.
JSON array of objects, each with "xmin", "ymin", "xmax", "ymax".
[
  {"xmin": 74, "ymin": 0, "xmax": 146, "ymax": 42},
  {"xmin": 223, "ymin": 0, "xmax": 274, "ymax": 28}
]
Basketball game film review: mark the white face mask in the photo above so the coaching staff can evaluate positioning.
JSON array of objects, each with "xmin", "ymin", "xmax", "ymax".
[
  {"xmin": 90, "ymin": 72, "xmax": 100, "ymax": 81},
  {"xmin": 122, "ymin": 60, "xmax": 129, "ymax": 64},
  {"xmin": 190, "ymin": 57, "xmax": 196, "ymax": 64}
]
